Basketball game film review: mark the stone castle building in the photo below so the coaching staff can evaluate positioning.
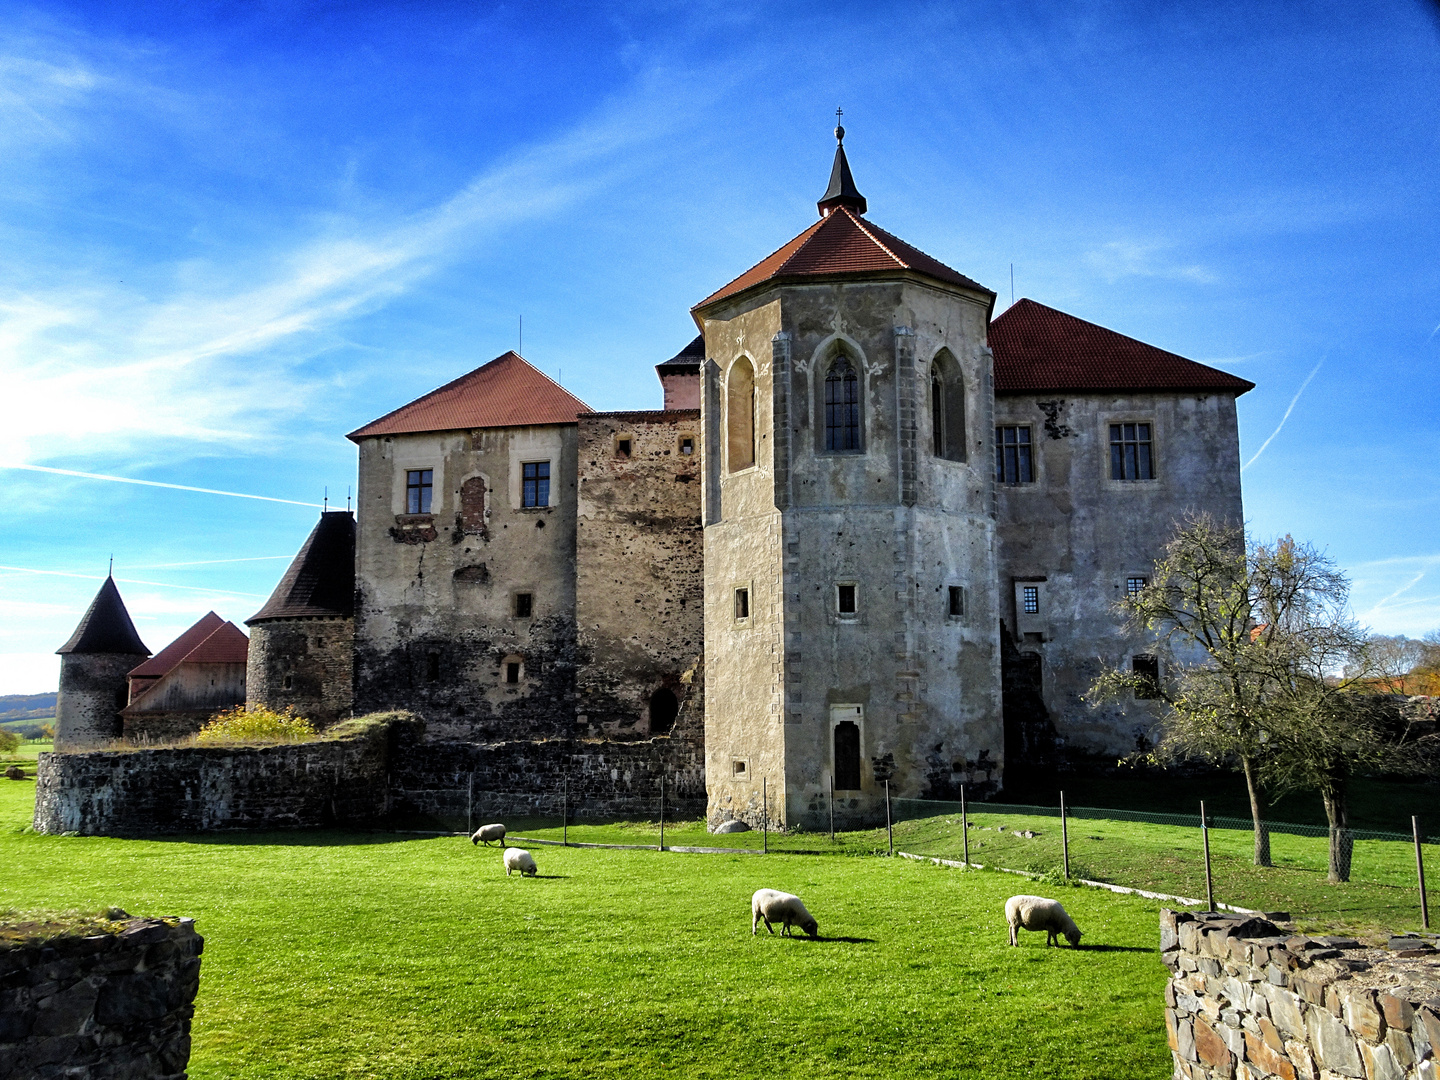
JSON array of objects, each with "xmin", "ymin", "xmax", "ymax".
[{"xmin": 59, "ymin": 132, "xmax": 1253, "ymax": 827}]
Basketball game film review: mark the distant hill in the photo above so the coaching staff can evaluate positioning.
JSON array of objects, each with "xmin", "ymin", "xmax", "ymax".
[{"xmin": 0, "ymin": 693, "xmax": 57, "ymax": 722}]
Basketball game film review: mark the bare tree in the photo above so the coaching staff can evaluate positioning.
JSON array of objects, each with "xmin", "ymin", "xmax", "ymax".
[{"xmin": 1348, "ymin": 634, "xmax": 1429, "ymax": 692}]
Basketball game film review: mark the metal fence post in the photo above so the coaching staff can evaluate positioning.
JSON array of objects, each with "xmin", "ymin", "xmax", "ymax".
[
  {"xmin": 961, "ymin": 784, "xmax": 969, "ymax": 867},
  {"xmin": 1060, "ymin": 789, "xmax": 1069, "ymax": 879},
  {"xmin": 1201, "ymin": 800, "xmax": 1215, "ymax": 912},
  {"xmin": 829, "ymin": 774, "xmax": 835, "ymax": 842},
  {"xmin": 885, "ymin": 779, "xmax": 893, "ymax": 856},
  {"xmin": 763, "ymin": 777, "xmax": 768, "ymax": 854},
  {"xmin": 659, "ymin": 773, "xmax": 665, "ymax": 852},
  {"xmin": 562, "ymin": 775, "xmax": 568, "ymax": 847},
  {"xmin": 467, "ymin": 770, "xmax": 474, "ymax": 837},
  {"xmin": 1415, "ymin": 815, "xmax": 1430, "ymax": 930}
]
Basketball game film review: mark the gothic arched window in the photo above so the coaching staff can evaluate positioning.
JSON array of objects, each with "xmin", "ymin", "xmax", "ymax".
[
  {"xmin": 930, "ymin": 350, "xmax": 967, "ymax": 462},
  {"xmin": 727, "ymin": 357, "xmax": 755, "ymax": 472},
  {"xmin": 931, "ymin": 372, "xmax": 945, "ymax": 457},
  {"xmin": 824, "ymin": 357, "xmax": 861, "ymax": 452}
]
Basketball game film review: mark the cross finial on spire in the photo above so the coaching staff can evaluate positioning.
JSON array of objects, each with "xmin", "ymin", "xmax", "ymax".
[
  {"xmin": 834, "ymin": 106, "xmax": 845, "ymax": 143},
  {"xmin": 818, "ymin": 113, "xmax": 865, "ymax": 217}
]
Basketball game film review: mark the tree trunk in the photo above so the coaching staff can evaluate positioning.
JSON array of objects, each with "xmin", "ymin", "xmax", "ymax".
[
  {"xmin": 1321, "ymin": 781, "xmax": 1353, "ymax": 883},
  {"xmin": 1241, "ymin": 756, "xmax": 1272, "ymax": 867}
]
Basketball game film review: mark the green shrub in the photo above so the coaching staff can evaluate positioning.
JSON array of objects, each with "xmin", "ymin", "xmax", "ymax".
[
  {"xmin": 194, "ymin": 706, "xmax": 317, "ymax": 746},
  {"xmin": 0, "ymin": 730, "xmax": 19, "ymax": 755}
]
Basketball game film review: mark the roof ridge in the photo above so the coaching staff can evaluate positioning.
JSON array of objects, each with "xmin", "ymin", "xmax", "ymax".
[
  {"xmin": 506, "ymin": 352, "xmax": 594, "ymax": 413},
  {"xmin": 757, "ymin": 217, "xmax": 830, "ymax": 278},
  {"xmin": 843, "ymin": 210, "xmax": 907, "ymax": 269}
]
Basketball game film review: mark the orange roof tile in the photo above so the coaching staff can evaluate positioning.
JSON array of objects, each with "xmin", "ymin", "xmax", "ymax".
[
  {"xmin": 178, "ymin": 621, "xmax": 249, "ymax": 665},
  {"xmin": 348, "ymin": 352, "xmax": 592, "ymax": 441},
  {"xmin": 990, "ymin": 299, "xmax": 1255, "ymax": 396},
  {"xmin": 127, "ymin": 611, "xmax": 223, "ymax": 678},
  {"xmin": 694, "ymin": 208, "xmax": 992, "ymax": 313}
]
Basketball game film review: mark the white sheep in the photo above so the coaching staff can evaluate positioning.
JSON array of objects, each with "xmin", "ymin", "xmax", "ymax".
[
  {"xmin": 503, "ymin": 847, "xmax": 537, "ymax": 877},
  {"xmin": 751, "ymin": 889, "xmax": 818, "ymax": 939},
  {"xmin": 1005, "ymin": 894, "xmax": 1083, "ymax": 948},
  {"xmin": 470, "ymin": 823, "xmax": 507, "ymax": 847}
]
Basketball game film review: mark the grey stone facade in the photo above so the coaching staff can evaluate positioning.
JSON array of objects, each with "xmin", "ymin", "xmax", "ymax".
[
  {"xmin": 246, "ymin": 618, "xmax": 354, "ymax": 728},
  {"xmin": 56, "ymin": 653, "xmax": 146, "ymax": 751}
]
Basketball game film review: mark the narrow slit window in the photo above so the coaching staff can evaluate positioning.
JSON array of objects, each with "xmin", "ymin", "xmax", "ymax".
[
  {"xmin": 522, "ymin": 461, "xmax": 550, "ymax": 507},
  {"xmin": 505, "ymin": 661, "xmax": 521, "ymax": 684},
  {"xmin": 948, "ymin": 586, "xmax": 964, "ymax": 618},
  {"xmin": 931, "ymin": 373, "xmax": 945, "ymax": 457},
  {"xmin": 1022, "ymin": 585, "xmax": 1040, "ymax": 615},
  {"xmin": 406, "ymin": 469, "xmax": 434, "ymax": 514},
  {"xmin": 734, "ymin": 587, "xmax": 750, "ymax": 620},
  {"xmin": 995, "ymin": 427, "xmax": 1033, "ymax": 484},
  {"xmin": 836, "ymin": 584, "xmax": 857, "ymax": 615},
  {"xmin": 1110, "ymin": 423, "xmax": 1154, "ymax": 480},
  {"xmin": 514, "ymin": 593, "xmax": 533, "ymax": 618},
  {"xmin": 824, "ymin": 358, "xmax": 861, "ymax": 452},
  {"xmin": 679, "ymin": 436, "xmax": 694, "ymax": 456},
  {"xmin": 1133, "ymin": 654, "xmax": 1160, "ymax": 699}
]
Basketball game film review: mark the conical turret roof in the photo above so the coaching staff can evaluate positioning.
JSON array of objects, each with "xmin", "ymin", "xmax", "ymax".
[
  {"xmin": 56, "ymin": 576, "xmax": 150, "ymax": 656},
  {"xmin": 247, "ymin": 511, "xmax": 356, "ymax": 623}
]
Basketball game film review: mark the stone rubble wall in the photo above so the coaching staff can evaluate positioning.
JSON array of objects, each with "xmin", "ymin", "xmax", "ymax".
[
  {"xmin": 1161, "ymin": 908, "xmax": 1440, "ymax": 1080},
  {"xmin": 0, "ymin": 916, "xmax": 203, "ymax": 1080}
]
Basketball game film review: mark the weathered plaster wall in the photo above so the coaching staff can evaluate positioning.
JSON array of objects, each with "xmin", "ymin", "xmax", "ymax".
[
  {"xmin": 994, "ymin": 392, "xmax": 1245, "ymax": 758},
  {"xmin": 56, "ymin": 653, "xmax": 147, "ymax": 751},
  {"xmin": 120, "ymin": 662, "xmax": 248, "ymax": 742},
  {"xmin": 0, "ymin": 915, "xmax": 203, "ymax": 1079},
  {"xmin": 574, "ymin": 410, "xmax": 704, "ymax": 742},
  {"xmin": 1160, "ymin": 908, "xmax": 1440, "ymax": 1080},
  {"xmin": 660, "ymin": 372, "xmax": 701, "ymax": 410},
  {"xmin": 246, "ymin": 617, "xmax": 354, "ymax": 727},
  {"xmin": 352, "ymin": 425, "xmax": 579, "ymax": 741}
]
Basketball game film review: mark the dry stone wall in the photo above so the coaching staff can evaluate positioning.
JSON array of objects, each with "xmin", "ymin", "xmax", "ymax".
[
  {"xmin": 0, "ymin": 915, "xmax": 203, "ymax": 1080},
  {"xmin": 1161, "ymin": 908, "xmax": 1440, "ymax": 1080}
]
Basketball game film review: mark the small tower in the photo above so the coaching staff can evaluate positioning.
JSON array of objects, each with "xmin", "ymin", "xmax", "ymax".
[
  {"xmin": 245, "ymin": 511, "xmax": 356, "ymax": 727},
  {"xmin": 55, "ymin": 576, "xmax": 150, "ymax": 750}
]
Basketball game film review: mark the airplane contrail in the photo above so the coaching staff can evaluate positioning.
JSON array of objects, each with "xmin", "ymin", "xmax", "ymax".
[
  {"xmin": 1241, "ymin": 357, "xmax": 1325, "ymax": 472},
  {"xmin": 0, "ymin": 464, "xmax": 323, "ymax": 508}
]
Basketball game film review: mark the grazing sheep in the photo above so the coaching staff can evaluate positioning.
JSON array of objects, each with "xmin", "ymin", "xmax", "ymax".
[
  {"xmin": 751, "ymin": 889, "xmax": 818, "ymax": 939},
  {"xmin": 1005, "ymin": 895, "xmax": 1082, "ymax": 947},
  {"xmin": 503, "ymin": 848, "xmax": 538, "ymax": 877},
  {"xmin": 470, "ymin": 823, "xmax": 507, "ymax": 847}
]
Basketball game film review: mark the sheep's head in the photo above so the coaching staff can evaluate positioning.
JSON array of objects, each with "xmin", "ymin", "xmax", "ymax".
[
  {"xmin": 801, "ymin": 918, "xmax": 819, "ymax": 939},
  {"xmin": 1065, "ymin": 928, "xmax": 1083, "ymax": 947}
]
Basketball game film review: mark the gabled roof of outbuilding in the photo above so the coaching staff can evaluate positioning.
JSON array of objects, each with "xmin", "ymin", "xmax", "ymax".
[
  {"xmin": 127, "ymin": 611, "xmax": 225, "ymax": 678},
  {"xmin": 347, "ymin": 352, "xmax": 592, "ymax": 440},
  {"xmin": 178, "ymin": 621, "xmax": 249, "ymax": 665},
  {"xmin": 56, "ymin": 577, "xmax": 150, "ymax": 657},
  {"xmin": 693, "ymin": 207, "xmax": 992, "ymax": 315},
  {"xmin": 989, "ymin": 299, "xmax": 1255, "ymax": 396},
  {"xmin": 247, "ymin": 512, "xmax": 356, "ymax": 623}
]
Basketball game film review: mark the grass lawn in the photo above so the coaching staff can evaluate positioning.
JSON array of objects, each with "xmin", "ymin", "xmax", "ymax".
[{"xmin": 0, "ymin": 779, "xmax": 1172, "ymax": 1079}]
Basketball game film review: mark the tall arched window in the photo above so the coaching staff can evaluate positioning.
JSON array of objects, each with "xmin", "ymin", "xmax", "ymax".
[
  {"xmin": 929, "ymin": 350, "xmax": 967, "ymax": 461},
  {"xmin": 727, "ymin": 357, "xmax": 755, "ymax": 472},
  {"xmin": 824, "ymin": 357, "xmax": 861, "ymax": 452}
]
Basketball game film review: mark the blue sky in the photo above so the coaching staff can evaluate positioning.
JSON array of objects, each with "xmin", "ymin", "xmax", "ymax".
[{"xmin": 2, "ymin": 1, "xmax": 1438, "ymax": 694}]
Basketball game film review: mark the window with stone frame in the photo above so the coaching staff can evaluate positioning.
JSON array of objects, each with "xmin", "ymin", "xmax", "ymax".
[
  {"xmin": 930, "ymin": 350, "xmax": 967, "ymax": 461},
  {"xmin": 513, "ymin": 592, "xmax": 533, "ymax": 618},
  {"xmin": 834, "ymin": 721, "xmax": 862, "ymax": 790},
  {"xmin": 406, "ymin": 469, "xmax": 433, "ymax": 514},
  {"xmin": 1126, "ymin": 576, "xmax": 1148, "ymax": 597},
  {"xmin": 1110, "ymin": 423, "xmax": 1155, "ymax": 481},
  {"xmin": 823, "ymin": 356, "xmax": 861, "ymax": 452},
  {"xmin": 734, "ymin": 586, "xmax": 750, "ymax": 620},
  {"xmin": 995, "ymin": 427, "xmax": 1033, "ymax": 484},
  {"xmin": 521, "ymin": 461, "xmax": 550, "ymax": 507},
  {"xmin": 1022, "ymin": 585, "xmax": 1040, "ymax": 615},
  {"xmin": 948, "ymin": 585, "xmax": 965, "ymax": 618},
  {"xmin": 727, "ymin": 357, "xmax": 755, "ymax": 472},
  {"xmin": 836, "ymin": 583, "xmax": 857, "ymax": 616}
]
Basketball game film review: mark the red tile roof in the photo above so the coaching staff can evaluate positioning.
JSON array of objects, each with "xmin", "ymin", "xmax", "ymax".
[
  {"xmin": 694, "ymin": 209, "xmax": 992, "ymax": 313},
  {"xmin": 348, "ymin": 352, "xmax": 592, "ymax": 440},
  {"xmin": 990, "ymin": 299, "xmax": 1255, "ymax": 396},
  {"xmin": 128, "ymin": 611, "xmax": 224, "ymax": 678},
  {"xmin": 178, "ymin": 621, "xmax": 249, "ymax": 665}
]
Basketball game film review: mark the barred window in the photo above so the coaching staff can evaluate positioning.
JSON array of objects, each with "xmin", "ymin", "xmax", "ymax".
[
  {"xmin": 995, "ymin": 427, "xmax": 1033, "ymax": 484},
  {"xmin": 1022, "ymin": 585, "xmax": 1039, "ymax": 615},
  {"xmin": 1126, "ymin": 576, "xmax": 1147, "ymax": 597},
  {"xmin": 522, "ymin": 461, "xmax": 550, "ymax": 508},
  {"xmin": 1110, "ymin": 423, "xmax": 1154, "ymax": 480},
  {"xmin": 405, "ymin": 469, "xmax": 433, "ymax": 514},
  {"xmin": 824, "ymin": 358, "xmax": 861, "ymax": 452}
]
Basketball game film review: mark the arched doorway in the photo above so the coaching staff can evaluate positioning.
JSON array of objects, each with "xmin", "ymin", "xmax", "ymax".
[{"xmin": 649, "ymin": 687, "xmax": 679, "ymax": 735}]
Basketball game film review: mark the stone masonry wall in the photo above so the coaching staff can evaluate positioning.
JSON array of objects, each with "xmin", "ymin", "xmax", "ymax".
[
  {"xmin": 0, "ymin": 915, "xmax": 203, "ymax": 1080},
  {"xmin": 56, "ymin": 653, "xmax": 148, "ymax": 751},
  {"xmin": 246, "ymin": 617, "xmax": 355, "ymax": 728},
  {"xmin": 1161, "ymin": 908, "xmax": 1440, "ymax": 1080},
  {"xmin": 33, "ymin": 715, "xmax": 401, "ymax": 835}
]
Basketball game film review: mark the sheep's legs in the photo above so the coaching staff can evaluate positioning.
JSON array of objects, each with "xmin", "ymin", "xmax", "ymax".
[{"xmin": 1007, "ymin": 923, "xmax": 1017, "ymax": 946}]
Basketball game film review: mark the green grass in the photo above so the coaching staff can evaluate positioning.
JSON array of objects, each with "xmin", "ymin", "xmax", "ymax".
[{"xmin": 0, "ymin": 780, "xmax": 1172, "ymax": 1079}]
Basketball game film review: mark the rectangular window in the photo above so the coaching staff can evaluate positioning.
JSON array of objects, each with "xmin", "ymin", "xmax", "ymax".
[
  {"xmin": 1022, "ymin": 585, "xmax": 1040, "ymax": 615},
  {"xmin": 1126, "ymin": 576, "xmax": 1147, "ymax": 597},
  {"xmin": 1110, "ymin": 423, "xmax": 1154, "ymax": 481},
  {"xmin": 505, "ymin": 661, "xmax": 521, "ymax": 685},
  {"xmin": 616, "ymin": 438, "xmax": 631, "ymax": 458},
  {"xmin": 734, "ymin": 587, "xmax": 750, "ymax": 620},
  {"xmin": 733, "ymin": 759, "xmax": 748, "ymax": 778},
  {"xmin": 406, "ymin": 469, "xmax": 433, "ymax": 514},
  {"xmin": 836, "ymin": 584, "xmax": 857, "ymax": 615},
  {"xmin": 948, "ymin": 586, "xmax": 964, "ymax": 618},
  {"xmin": 521, "ymin": 461, "xmax": 550, "ymax": 507},
  {"xmin": 514, "ymin": 593, "xmax": 533, "ymax": 618},
  {"xmin": 995, "ymin": 427, "xmax": 1033, "ymax": 484},
  {"xmin": 1133, "ymin": 654, "xmax": 1160, "ymax": 699},
  {"xmin": 679, "ymin": 436, "xmax": 694, "ymax": 456}
]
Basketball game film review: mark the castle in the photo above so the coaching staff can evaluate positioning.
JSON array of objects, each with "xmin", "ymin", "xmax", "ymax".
[{"xmin": 55, "ymin": 131, "xmax": 1252, "ymax": 828}]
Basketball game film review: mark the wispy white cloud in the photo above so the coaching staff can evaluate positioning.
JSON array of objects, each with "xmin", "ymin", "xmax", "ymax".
[
  {"xmin": 1083, "ymin": 240, "xmax": 1217, "ymax": 285},
  {"xmin": 0, "ymin": 464, "xmax": 323, "ymax": 507},
  {"xmin": 1240, "ymin": 357, "xmax": 1324, "ymax": 472}
]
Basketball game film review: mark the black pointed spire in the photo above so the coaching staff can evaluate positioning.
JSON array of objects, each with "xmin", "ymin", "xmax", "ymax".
[
  {"xmin": 56, "ymin": 576, "xmax": 150, "ymax": 656},
  {"xmin": 817, "ymin": 116, "xmax": 866, "ymax": 217},
  {"xmin": 247, "ymin": 511, "xmax": 356, "ymax": 623}
]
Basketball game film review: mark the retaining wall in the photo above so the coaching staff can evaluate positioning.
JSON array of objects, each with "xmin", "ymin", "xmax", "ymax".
[
  {"xmin": 0, "ymin": 914, "xmax": 203, "ymax": 1079},
  {"xmin": 1161, "ymin": 908, "xmax": 1440, "ymax": 1079}
]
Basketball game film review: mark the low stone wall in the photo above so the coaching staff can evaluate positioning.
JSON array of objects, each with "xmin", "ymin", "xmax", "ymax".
[
  {"xmin": 1161, "ymin": 908, "xmax": 1440, "ymax": 1079},
  {"xmin": 33, "ymin": 714, "xmax": 404, "ymax": 836},
  {"xmin": 0, "ymin": 913, "xmax": 203, "ymax": 1079}
]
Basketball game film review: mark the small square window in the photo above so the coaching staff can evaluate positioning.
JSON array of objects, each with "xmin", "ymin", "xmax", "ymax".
[
  {"xmin": 406, "ymin": 469, "xmax": 433, "ymax": 514},
  {"xmin": 1126, "ymin": 576, "xmax": 1147, "ymax": 597},
  {"xmin": 948, "ymin": 586, "xmax": 964, "ymax": 618},
  {"xmin": 734, "ymin": 587, "xmax": 750, "ymax": 620},
  {"xmin": 281, "ymin": 674, "xmax": 293, "ymax": 691},
  {"xmin": 616, "ymin": 438, "xmax": 632, "ymax": 458},
  {"xmin": 514, "ymin": 592, "xmax": 533, "ymax": 618},
  {"xmin": 1022, "ymin": 585, "xmax": 1040, "ymax": 615},
  {"xmin": 1133, "ymin": 654, "xmax": 1160, "ymax": 699},
  {"xmin": 505, "ymin": 661, "xmax": 521, "ymax": 684},
  {"xmin": 732, "ymin": 759, "xmax": 748, "ymax": 778},
  {"xmin": 679, "ymin": 436, "xmax": 694, "ymax": 456},
  {"xmin": 836, "ymin": 584, "xmax": 857, "ymax": 615},
  {"xmin": 522, "ymin": 461, "xmax": 550, "ymax": 507}
]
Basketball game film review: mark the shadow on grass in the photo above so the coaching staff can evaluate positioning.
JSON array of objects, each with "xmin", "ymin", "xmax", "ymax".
[
  {"xmin": 1078, "ymin": 943, "xmax": 1154, "ymax": 954},
  {"xmin": 815, "ymin": 935, "xmax": 878, "ymax": 944}
]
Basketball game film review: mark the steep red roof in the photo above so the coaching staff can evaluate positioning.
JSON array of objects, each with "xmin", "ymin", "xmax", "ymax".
[
  {"xmin": 178, "ymin": 621, "xmax": 249, "ymax": 665},
  {"xmin": 990, "ymin": 299, "xmax": 1255, "ymax": 396},
  {"xmin": 694, "ymin": 208, "xmax": 992, "ymax": 313},
  {"xmin": 127, "ymin": 611, "xmax": 222, "ymax": 677},
  {"xmin": 348, "ymin": 352, "xmax": 592, "ymax": 440}
]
